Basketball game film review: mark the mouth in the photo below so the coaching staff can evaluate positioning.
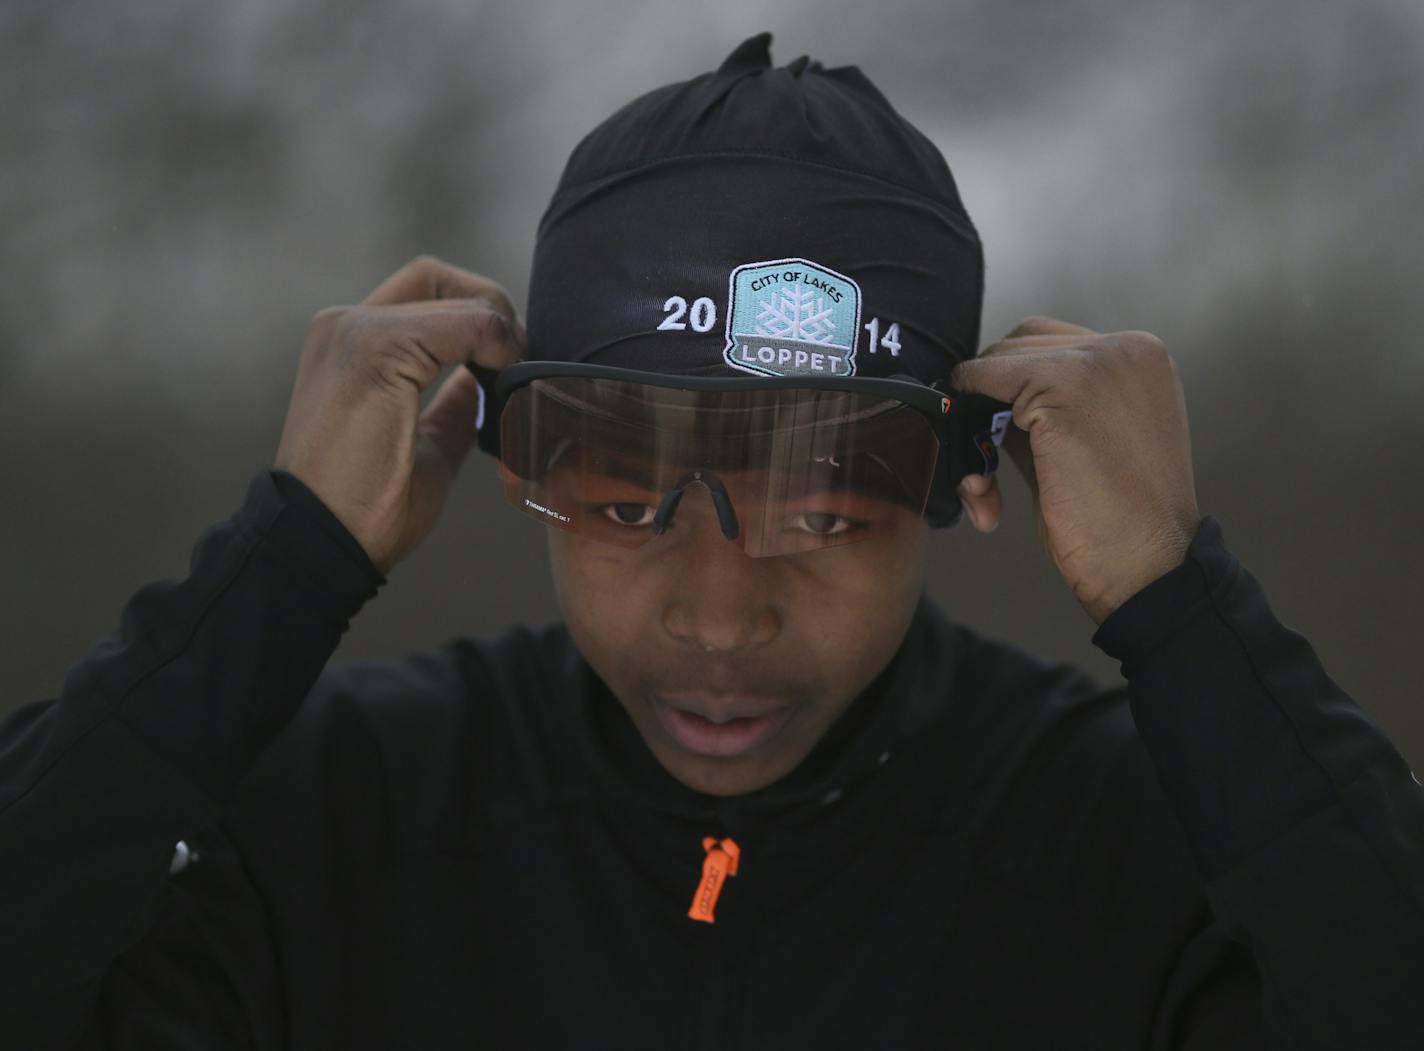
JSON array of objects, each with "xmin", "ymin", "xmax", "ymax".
[{"xmin": 647, "ymin": 691, "xmax": 796, "ymax": 758}]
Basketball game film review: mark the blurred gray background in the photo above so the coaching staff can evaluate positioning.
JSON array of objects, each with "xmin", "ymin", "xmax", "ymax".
[{"xmin": 2, "ymin": 0, "xmax": 1420, "ymax": 769}]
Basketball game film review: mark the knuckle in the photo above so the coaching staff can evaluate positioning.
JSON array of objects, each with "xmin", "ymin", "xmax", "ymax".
[
  {"xmin": 334, "ymin": 308, "xmax": 375, "ymax": 350},
  {"xmin": 409, "ymin": 253, "xmax": 445, "ymax": 276},
  {"xmin": 486, "ymin": 306, "xmax": 514, "ymax": 336},
  {"xmin": 465, "ymin": 278, "xmax": 517, "ymax": 323},
  {"xmin": 1043, "ymin": 348, "xmax": 1107, "ymax": 399},
  {"xmin": 1068, "ymin": 346, "xmax": 1106, "ymax": 381},
  {"xmin": 1123, "ymin": 329, "xmax": 1169, "ymax": 358},
  {"xmin": 488, "ymin": 285, "xmax": 518, "ymax": 321},
  {"xmin": 471, "ymin": 313, "xmax": 519, "ymax": 367},
  {"xmin": 1004, "ymin": 315, "xmax": 1060, "ymax": 340},
  {"xmin": 360, "ymin": 344, "xmax": 423, "ymax": 394},
  {"xmin": 308, "ymin": 304, "xmax": 348, "ymax": 333},
  {"xmin": 1121, "ymin": 331, "xmax": 1176, "ymax": 378},
  {"xmin": 360, "ymin": 355, "xmax": 400, "ymax": 394},
  {"xmin": 400, "ymin": 254, "xmax": 448, "ymax": 297},
  {"xmin": 473, "ymin": 307, "xmax": 514, "ymax": 348},
  {"xmin": 396, "ymin": 334, "xmax": 442, "ymax": 376},
  {"xmin": 305, "ymin": 305, "xmax": 358, "ymax": 357}
]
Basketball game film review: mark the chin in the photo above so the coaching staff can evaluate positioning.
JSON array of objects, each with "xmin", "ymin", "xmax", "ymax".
[{"xmin": 654, "ymin": 744, "xmax": 796, "ymax": 798}]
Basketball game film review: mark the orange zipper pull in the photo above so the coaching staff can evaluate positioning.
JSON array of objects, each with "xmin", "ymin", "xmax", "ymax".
[{"xmin": 687, "ymin": 836, "xmax": 741, "ymax": 924}]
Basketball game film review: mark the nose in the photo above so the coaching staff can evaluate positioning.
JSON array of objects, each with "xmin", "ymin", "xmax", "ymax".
[{"xmin": 658, "ymin": 490, "xmax": 782, "ymax": 654}]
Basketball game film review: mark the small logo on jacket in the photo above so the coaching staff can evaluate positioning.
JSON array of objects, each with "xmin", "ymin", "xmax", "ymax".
[{"xmin": 724, "ymin": 257, "xmax": 862, "ymax": 378}]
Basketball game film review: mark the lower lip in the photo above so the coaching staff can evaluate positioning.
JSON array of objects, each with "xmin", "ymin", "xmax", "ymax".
[{"xmin": 650, "ymin": 696, "xmax": 793, "ymax": 758}]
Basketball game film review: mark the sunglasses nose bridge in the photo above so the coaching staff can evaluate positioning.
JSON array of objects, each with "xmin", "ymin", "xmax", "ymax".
[{"xmin": 656, "ymin": 470, "xmax": 741, "ymax": 543}]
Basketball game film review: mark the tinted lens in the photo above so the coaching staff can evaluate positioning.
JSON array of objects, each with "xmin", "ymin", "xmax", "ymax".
[{"xmin": 497, "ymin": 377, "xmax": 939, "ymax": 557}]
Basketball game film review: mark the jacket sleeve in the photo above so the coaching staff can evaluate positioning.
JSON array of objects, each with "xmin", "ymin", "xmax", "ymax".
[
  {"xmin": 1091, "ymin": 515, "xmax": 1424, "ymax": 1050},
  {"xmin": 0, "ymin": 470, "xmax": 384, "ymax": 1048}
]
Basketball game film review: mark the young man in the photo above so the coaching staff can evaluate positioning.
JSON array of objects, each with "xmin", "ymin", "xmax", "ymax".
[{"xmin": 2, "ymin": 32, "xmax": 1421, "ymax": 1050}]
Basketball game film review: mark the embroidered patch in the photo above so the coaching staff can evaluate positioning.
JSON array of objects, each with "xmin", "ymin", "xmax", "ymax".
[{"xmin": 723, "ymin": 257, "xmax": 862, "ymax": 378}]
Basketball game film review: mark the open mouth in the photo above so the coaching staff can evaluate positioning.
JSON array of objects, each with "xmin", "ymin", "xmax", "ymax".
[{"xmin": 648, "ymin": 693, "xmax": 795, "ymax": 758}]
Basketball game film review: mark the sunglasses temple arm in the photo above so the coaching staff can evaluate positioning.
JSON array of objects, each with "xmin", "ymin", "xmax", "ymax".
[
  {"xmin": 949, "ymin": 392, "xmax": 1015, "ymax": 480},
  {"xmin": 465, "ymin": 361, "xmax": 504, "ymax": 458}
]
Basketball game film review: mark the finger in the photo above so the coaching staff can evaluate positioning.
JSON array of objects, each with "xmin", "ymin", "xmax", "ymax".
[
  {"xmin": 999, "ymin": 315, "xmax": 1099, "ymax": 341},
  {"xmin": 417, "ymin": 362, "xmax": 484, "ymax": 475},
  {"xmin": 981, "ymin": 334, "xmax": 1089, "ymax": 355},
  {"xmin": 958, "ymin": 471, "xmax": 994, "ymax": 497},
  {"xmin": 363, "ymin": 255, "xmax": 521, "ymax": 325},
  {"xmin": 975, "ymin": 481, "xmax": 1002, "ymax": 531},
  {"xmin": 950, "ymin": 347, "xmax": 1075, "ymax": 401},
  {"xmin": 362, "ymin": 302, "xmax": 525, "ymax": 378},
  {"xmin": 956, "ymin": 472, "xmax": 1002, "ymax": 532}
]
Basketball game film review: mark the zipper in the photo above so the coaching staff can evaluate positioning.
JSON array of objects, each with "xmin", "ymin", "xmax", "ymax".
[
  {"xmin": 683, "ymin": 832, "xmax": 760, "ymax": 1051},
  {"xmin": 687, "ymin": 836, "xmax": 740, "ymax": 923}
]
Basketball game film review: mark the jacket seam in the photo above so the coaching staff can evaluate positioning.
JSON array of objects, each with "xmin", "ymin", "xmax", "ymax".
[
  {"xmin": 0, "ymin": 518, "xmax": 269, "ymax": 822},
  {"xmin": 1198, "ymin": 565, "xmax": 1424, "ymax": 926}
]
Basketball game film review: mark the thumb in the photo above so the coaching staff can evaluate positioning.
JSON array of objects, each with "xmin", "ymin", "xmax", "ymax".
[{"xmin": 417, "ymin": 364, "xmax": 484, "ymax": 476}]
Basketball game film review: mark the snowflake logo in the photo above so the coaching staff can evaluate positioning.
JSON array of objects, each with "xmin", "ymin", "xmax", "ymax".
[
  {"xmin": 724, "ymin": 257, "xmax": 862, "ymax": 378},
  {"xmin": 753, "ymin": 283, "xmax": 838, "ymax": 345}
]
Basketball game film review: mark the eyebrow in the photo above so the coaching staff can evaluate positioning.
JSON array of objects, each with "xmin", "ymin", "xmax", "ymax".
[
  {"xmin": 560, "ymin": 448, "xmax": 665, "ymax": 490},
  {"xmin": 600, "ymin": 458, "xmax": 662, "ymax": 488},
  {"xmin": 559, "ymin": 446, "xmax": 905, "ymax": 501}
]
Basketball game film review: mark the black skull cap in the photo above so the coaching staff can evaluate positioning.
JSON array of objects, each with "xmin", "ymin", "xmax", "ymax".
[{"xmin": 528, "ymin": 31, "xmax": 984, "ymax": 378}]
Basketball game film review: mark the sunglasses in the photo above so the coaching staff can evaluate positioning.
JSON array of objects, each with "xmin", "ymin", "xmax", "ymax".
[{"xmin": 467, "ymin": 361, "xmax": 1011, "ymax": 557}]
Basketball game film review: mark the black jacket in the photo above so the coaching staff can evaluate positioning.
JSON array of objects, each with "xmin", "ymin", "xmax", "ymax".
[{"xmin": 2, "ymin": 469, "xmax": 1421, "ymax": 1049}]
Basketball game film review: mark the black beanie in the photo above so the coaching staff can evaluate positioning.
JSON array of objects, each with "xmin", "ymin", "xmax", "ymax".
[
  {"xmin": 523, "ymin": 31, "xmax": 986, "ymax": 524},
  {"xmin": 524, "ymin": 31, "xmax": 991, "ymax": 524}
]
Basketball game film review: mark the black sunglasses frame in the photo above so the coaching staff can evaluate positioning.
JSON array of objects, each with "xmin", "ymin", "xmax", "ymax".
[{"xmin": 465, "ymin": 360, "xmax": 1013, "ymax": 522}]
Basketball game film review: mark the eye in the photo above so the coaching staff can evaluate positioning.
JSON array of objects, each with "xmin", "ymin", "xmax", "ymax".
[
  {"xmin": 791, "ymin": 511, "xmax": 855, "ymax": 536},
  {"xmin": 601, "ymin": 502, "xmax": 656, "ymax": 527}
]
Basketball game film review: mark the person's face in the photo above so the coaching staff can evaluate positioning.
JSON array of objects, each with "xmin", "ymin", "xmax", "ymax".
[{"xmin": 546, "ymin": 480, "xmax": 931, "ymax": 797}]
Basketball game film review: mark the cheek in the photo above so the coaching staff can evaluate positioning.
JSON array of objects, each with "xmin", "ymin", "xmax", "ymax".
[
  {"xmin": 547, "ymin": 521, "xmax": 927, "ymax": 685},
  {"xmin": 797, "ymin": 529, "xmax": 927, "ymax": 667},
  {"xmin": 548, "ymin": 533, "xmax": 608, "ymax": 627},
  {"xmin": 546, "ymin": 533, "xmax": 652, "ymax": 675}
]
